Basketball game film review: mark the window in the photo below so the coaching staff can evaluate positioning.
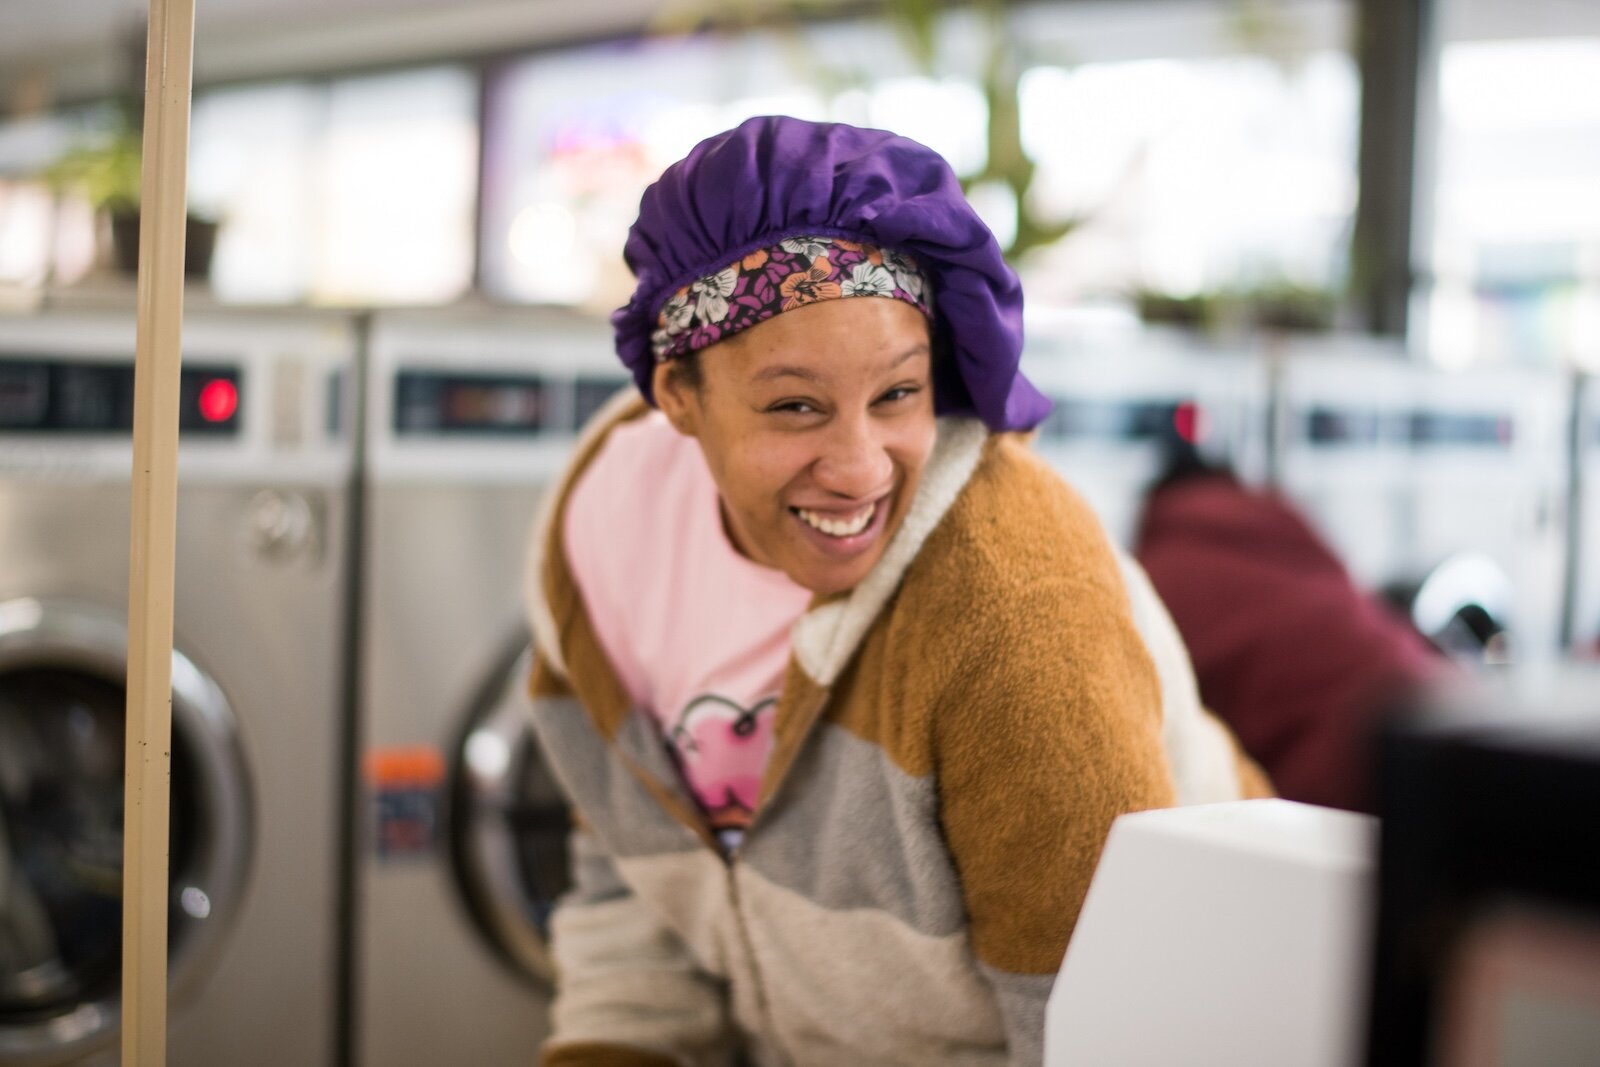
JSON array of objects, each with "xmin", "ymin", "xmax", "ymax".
[
  {"xmin": 480, "ymin": 1, "xmax": 1358, "ymax": 323},
  {"xmin": 0, "ymin": 110, "xmax": 103, "ymax": 291},
  {"xmin": 478, "ymin": 15, "xmax": 1002, "ymax": 310},
  {"xmin": 479, "ymin": 32, "xmax": 834, "ymax": 310},
  {"xmin": 3, "ymin": 67, "xmax": 481, "ymax": 306},
  {"xmin": 1422, "ymin": 17, "xmax": 1600, "ymax": 368},
  {"xmin": 314, "ymin": 67, "xmax": 478, "ymax": 305},
  {"xmin": 190, "ymin": 83, "xmax": 323, "ymax": 304}
]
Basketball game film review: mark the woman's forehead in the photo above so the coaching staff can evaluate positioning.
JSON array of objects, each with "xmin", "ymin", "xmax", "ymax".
[{"xmin": 718, "ymin": 298, "xmax": 932, "ymax": 382}]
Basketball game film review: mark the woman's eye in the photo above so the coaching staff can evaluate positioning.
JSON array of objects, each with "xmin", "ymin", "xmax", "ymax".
[
  {"xmin": 877, "ymin": 386, "xmax": 920, "ymax": 405},
  {"xmin": 769, "ymin": 400, "xmax": 819, "ymax": 415}
]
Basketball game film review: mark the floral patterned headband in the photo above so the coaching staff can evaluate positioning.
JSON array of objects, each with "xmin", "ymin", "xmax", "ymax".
[{"xmin": 649, "ymin": 234, "xmax": 933, "ymax": 363}]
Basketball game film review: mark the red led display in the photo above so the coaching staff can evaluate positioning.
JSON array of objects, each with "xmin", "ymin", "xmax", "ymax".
[
  {"xmin": 1173, "ymin": 400, "xmax": 1207, "ymax": 444},
  {"xmin": 198, "ymin": 379, "xmax": 239, "ymax": 423}
]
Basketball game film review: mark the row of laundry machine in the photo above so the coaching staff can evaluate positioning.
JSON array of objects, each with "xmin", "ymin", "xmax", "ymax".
[
  {"xmin": 0, "ymin": 310, "xmax": 357, "ymax": 1067},
  {"xmin": 0, "ymin": 305, "xmax": 616, "ymax": 1067},
  {"xmin": 1025, "ymin": 328, "xmax": 1584, "ymax": 665},
  {"xmin": 0, "ymin": 303, "xmax": 1596, "ymax": 1066}
]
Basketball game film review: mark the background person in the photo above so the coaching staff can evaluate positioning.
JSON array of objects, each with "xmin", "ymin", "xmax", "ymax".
[{"xmin": 1134, "ymin": 447, "xmax": 1442, "ymax": 812}]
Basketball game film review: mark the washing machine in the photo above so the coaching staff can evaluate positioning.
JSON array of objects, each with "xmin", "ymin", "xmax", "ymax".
[
  {"xmin": 1564, "ymin": 373, "xmax": 1600, "ymax": 658},
  {"xmin": 352, "ymin": 307, "xmax": 623, "ymax": 1067},
  {"xmin": 1402, "ymin": 363, "xmax": 1571, "ymax": 666},
  {"xmin": 0, "ymin": 307, "xmax": 357, "ymax": 1066},
  {"xmin": 1021, "ymin": 326, "xmax": 1271, "ymax": 548},
  {"xmin": 1273, "ymin": 336, "xmax": 1419, "ymax": 594}
]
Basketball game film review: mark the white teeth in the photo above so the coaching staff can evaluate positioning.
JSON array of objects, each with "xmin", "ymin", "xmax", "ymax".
[{"xmin": 795, "ymin": 502, "xmax": 875, "ymax": 538}]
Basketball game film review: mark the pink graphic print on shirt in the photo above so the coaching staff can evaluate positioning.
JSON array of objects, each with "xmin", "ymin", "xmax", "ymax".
[{"xmin": 669, "ymin": 694, "xmax": 777, "ymax": 829}]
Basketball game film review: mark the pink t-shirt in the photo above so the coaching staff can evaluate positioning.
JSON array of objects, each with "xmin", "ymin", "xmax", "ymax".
[{"xmin": 563, "ymin": 411, "xmax": 813, "ymax": 840}]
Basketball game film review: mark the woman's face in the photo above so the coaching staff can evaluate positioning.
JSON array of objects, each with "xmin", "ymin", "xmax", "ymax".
[{"xmin": 653, "ymin": 297, "xmax": 938, "ymax": 596}]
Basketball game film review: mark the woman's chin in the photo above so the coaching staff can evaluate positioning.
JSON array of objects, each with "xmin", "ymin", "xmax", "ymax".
[
  {"xmin": 791, "ymin": 561, "xmax": 869, "ymax": 597},
  {"xmin": 781, "ymin": 539, "xmax": 889, "ymax": 595},
  {"xmin": 776, "ymin": 492, "xmax": 897, "ymax": 593}
]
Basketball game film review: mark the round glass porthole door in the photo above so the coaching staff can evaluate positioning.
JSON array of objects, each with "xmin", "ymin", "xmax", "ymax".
[
  {"xmin": 1396, "ymin": 552, "xmax": 1514, "ymax": 665},
  {"xmin": 450, "ymin": 638, "xmax": 571, "ymax": 986},
  {"xmin": 0, "ymin": 597, "xmax": 252, "ymax": 1064}
]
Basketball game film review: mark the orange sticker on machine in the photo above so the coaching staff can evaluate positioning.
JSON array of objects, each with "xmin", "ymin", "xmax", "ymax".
[{"xmin": 365, "ymin": 745, "xmax": 446, "ymax": 788}]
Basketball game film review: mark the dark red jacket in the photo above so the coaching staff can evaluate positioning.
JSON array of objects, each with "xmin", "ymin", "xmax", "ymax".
[{"xmin": 1134, "ymin": 473, "xmax": 1441, "ymax": 811}]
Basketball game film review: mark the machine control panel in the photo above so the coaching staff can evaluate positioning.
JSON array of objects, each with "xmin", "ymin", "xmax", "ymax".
[
  {"xmin": 0, "ymin": 356, "xmax": 243, "ymax": 436},
  {"xmin": 1039, "ymin": 398, "xmax": 1199, "ymax": 443},
  {"xmin": 1407, "ymin": 410, "xmax": 1513, "ymax": 448},
  {"xmin": 395, "ymin": 370, "xmax": 548, "ymax": 436},
  {"xmin": 0, "ymin": 311, "xmax": 360, "ymax": 485},
  {"xmin": 1298, "ymin": 406, "xmax": 1512, "ymax": 448},
  {"xmin": 1306, "ymin": 407, "xmax": 1388, "ymax": 445},
  {"xmin": 391, "ymin": 368, "xmax": 629, "ymax": 437}
]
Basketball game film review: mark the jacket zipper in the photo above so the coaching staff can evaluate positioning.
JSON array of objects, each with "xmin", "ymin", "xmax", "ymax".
[
  {"xmin": 727, "ymin": 853, "xmax": 788, "ymax": 1067},
  {"xmin": 722, "ymin": 684, "xmax": 833, "ymax": 1067}
]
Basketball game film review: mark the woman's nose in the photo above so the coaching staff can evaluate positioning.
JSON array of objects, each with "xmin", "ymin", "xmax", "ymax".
[{"xmin": 812, "ymin": 417, "xmax": 893, "ymax": 499}]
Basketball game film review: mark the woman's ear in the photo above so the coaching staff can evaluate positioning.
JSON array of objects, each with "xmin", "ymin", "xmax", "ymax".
[{"xmin": 652, "ymin": 361, "xmax": 700, "ymax": 438}]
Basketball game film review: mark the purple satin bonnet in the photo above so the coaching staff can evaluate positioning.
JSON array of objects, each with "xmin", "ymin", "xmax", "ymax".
[{"xmin": 611, "ymin": 114, "xmax": 1052, "ymax": 433}]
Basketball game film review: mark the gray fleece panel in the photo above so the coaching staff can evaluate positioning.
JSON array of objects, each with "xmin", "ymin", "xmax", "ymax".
[
  {"xmin": 739, "ymin": 722, "xmax": 966, "ymax": 939},
  {"xmin": 530, "ymin": 697, "xmax": 703, "ymax": 859},
  {"xmin": 978, "ymin": 966, "xmax": 1056, "ymax": 1067},
  {"xmin": 614, "ymin": 706, "xmax": 699, "ymax": 805},
  {"xmin": 563, "ymin": 827, "xmax": 631, "ymax": 905}
]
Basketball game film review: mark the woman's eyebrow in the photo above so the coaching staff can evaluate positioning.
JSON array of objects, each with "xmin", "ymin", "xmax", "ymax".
[
  {"xmin": 889, "ymin": 342, "xmax": 932, "ymax": 368},
  {"xmin": 752, "ymin": 365, "xmax": 822, "ymax": 384},
  {"xmin": 750, "ymin": 343, "xmax": 929, "ymax": 385}
]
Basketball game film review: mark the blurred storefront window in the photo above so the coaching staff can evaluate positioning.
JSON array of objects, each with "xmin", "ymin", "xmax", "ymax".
[
  {"xmin": 314, "ymin": 67, "xmax": 478, "ymax": 305},
  {"xmin": 5, "ymin": 66, "xmax": 476, "ymax": 306},
  {"xmin": 1422, "ymin": 7, "xmax": 1600, "ymax": 368},
  {"xmin": 192, "ymin": 66, "xmax": 477, "ymax": 306},
  {"xmin": 479, "ymin": 0, "xmax": 1357, "ymax": 323},
  {"xmin": 0, "ymin": 181, "xmax": 58, "ymax": 291},
  {"xmin": 1017, "ymin": 49, "xmax": 1356, "ymax": 309},
  {"xmin": 0, "ymin": 111, "xmax": 100, "ymax": 293},
  {"xmin": 1013, "ymin": 0, "xmax": 1357, "ymax": 316},
  {"xmin": 480, "ymin": 35, "xmax": 742, "ymax": 311},
  {"xmin": 190, "ymin": 83, "xmax": 323, "ymax": 304},
  {"xmin": 4, "ymin": 0, "xmax": 1360, "ymax": 316},
  {"xmin": 479, "ymin": 26, "xmax": 873, "ymax": 311}
]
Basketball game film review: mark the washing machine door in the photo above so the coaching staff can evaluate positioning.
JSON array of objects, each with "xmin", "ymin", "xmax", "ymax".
[
  {"xmin": 451, "ymin": 639, "xmax": 571, "ymax": 986},
  {"xmin": 1404, "ymin": 552, "xmax": 1514, "ymax": 665},
  {"xmin": 0, "ymin": 598, "xmax": 251, "ymax": 1065}
]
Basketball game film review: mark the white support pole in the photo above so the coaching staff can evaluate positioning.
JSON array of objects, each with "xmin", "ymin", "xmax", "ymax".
[{"xmin": 123, "ymin": 0, "xmax": 197, "ymax": 1063}]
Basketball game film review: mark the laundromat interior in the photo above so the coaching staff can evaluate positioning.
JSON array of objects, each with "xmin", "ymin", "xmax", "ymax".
[{"xmin": 3, "ymin": 0, "xmax": 1600, "ymax": 1064}]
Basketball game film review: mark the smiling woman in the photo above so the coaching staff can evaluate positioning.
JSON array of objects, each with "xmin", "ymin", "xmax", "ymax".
[
  {"xmin": 521, "ymin": 114, "xmax": 1269, "ymax": 1067},
  {"xmin": 654, "ymin": 296, "xmax": 936, "ymax": 595}
]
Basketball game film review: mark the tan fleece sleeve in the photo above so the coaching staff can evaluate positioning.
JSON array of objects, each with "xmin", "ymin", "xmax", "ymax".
[
  {"xmin": 933, "ymin": 570, "xmax": 1175, "ymax": 1065},
  {"xmin": 935, "ymin": 571, "xmax": 1174, "ymax": 973}
]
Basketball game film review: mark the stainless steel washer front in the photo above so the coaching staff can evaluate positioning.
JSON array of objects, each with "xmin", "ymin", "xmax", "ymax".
[
  {"xmin": 0, "ymin": 598, "xmax": 251, "ymax": 1065},
  {"xmin": 354, "ymin": 308, "xmax": 618, "ymax": 1067},
  {"xmin": 0, "ymin": 307, "xmax": 358, "ymax": 1067}
]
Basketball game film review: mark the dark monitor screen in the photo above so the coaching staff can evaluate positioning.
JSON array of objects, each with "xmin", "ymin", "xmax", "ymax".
[{"xmin": 1369, "ymin": 678, "xmax": 1600, "ymax": 1066}]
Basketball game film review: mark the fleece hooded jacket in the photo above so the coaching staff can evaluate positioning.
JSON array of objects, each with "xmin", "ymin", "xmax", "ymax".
[{"xmin": 522, "ymin": 395, "xmax": 1267, "ymax": 1067}]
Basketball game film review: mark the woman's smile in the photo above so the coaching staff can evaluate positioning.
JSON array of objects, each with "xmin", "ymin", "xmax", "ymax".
[{"xmin": 788, "ymin": 491, "xmax": 892, "ymax": 556}]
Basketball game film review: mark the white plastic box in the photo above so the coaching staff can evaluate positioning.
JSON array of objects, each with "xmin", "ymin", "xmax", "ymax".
[{"xmin": 1046, "ymin": 800, "xmax": 1377, "ymax": 1067}]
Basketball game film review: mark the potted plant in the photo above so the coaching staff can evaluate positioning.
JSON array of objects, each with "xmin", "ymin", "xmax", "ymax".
[
  {"xmin": 44, "ymin": 104, "xmax": 217, "ymax": 278},
  {"xmin": 1132, "ymin": 288, "xmax": 1220, "ymax": 331}
]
